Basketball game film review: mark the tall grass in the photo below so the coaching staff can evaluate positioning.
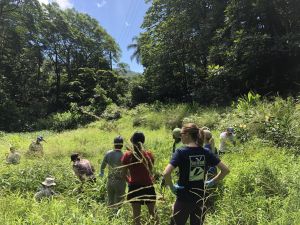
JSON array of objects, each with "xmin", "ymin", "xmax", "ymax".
[{"xmin": 0, "ymin": 96, "xmax": 299, "ymax": 224}]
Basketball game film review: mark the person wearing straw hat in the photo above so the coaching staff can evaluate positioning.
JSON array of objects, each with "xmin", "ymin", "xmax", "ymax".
[
  {"xmin": 121, "ymin": 131, "xmax": 159, "ymax": 225},
  {"xmin": 100, "ymin": 136, "xmax": 126, "ymax": 211},
  {"xmin": 163, "ymin": 123, "xmax": 230, "ymax": 225},
  {"xmin": 219, "ymin": 127, "xmax": 236, "ymax": 154},
  {"xmin": 71, "ymin": 153, "xmax": 96, "ymax": 182},
  {"xmin": 28, "ymin": 135, "xmax": 46, "ymax": 156},
  {"xmin": 34, "ymin": 177, "xmax": 57, "ymax": 201},
  {"xmin": 6, "ymin": 146, "xmax": 21, "ymax": 164}
]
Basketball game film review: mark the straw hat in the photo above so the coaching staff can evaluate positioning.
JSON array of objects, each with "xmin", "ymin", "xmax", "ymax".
[{"xmin": 42, "ymin": 177, "xmax": 56, "ymax": 186}]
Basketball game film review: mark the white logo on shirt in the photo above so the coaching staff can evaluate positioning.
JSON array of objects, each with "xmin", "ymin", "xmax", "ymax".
[{"xmin": 189, "ymin": 155, "xmax": 205, "ymax": 181}]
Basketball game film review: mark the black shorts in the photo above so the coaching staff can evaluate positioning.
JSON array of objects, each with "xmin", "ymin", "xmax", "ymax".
[{"xmin": 127, "ymin": 184, "xmax": 156, "ymax": 204}]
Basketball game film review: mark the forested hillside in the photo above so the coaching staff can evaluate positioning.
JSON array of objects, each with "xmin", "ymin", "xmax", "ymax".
[
  {"xmin": 0, "ymin": 0, "xmax": 299, "ymax": 133},
  {"xmin": 0, "ymin": 0, "xmax": 125, "ymax": 131}
]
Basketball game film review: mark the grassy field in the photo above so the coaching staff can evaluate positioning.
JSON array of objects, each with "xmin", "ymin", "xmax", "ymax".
[{"xmin": 0, "ymin": 96, "xmax": 299, "ymax": 224}]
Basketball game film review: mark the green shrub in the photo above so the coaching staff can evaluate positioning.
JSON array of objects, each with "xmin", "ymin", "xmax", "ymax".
[
  {"xmin": 102, "ymin": 104, "xmax": 122, "ymax": 120},
  {"xmin": 51, "ymin": 111, "xmax": 80, "ymax": 132},
  {"xmin": 164, "ymin": 104, "xmax": 190, "ymax": 129},
  {"xmin": 261, "ymin": 97, "xmax": 299, "ymax": 151}
]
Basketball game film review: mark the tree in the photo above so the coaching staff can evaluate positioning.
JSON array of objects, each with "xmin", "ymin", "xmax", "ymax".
[
  {"xmin": 127, "ymin": 36, "xmax": 142, "ymax": 64},
  {"xmin": 209, "ymin": 0, "xmax": 300, "ymax": 97},
  {"xmin": 138, "ymin": 0, "xmax": 227, "ymax": 102}
]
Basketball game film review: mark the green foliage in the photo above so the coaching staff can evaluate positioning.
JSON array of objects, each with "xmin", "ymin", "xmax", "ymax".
[
  {"xmin": 208, "ymin": 0, "xmax": 300, "ymax": 97},
  {"xmin": 218, "ymin": 94, "xmax": 300, "ymax": 151},
  {"xmin": 0, "ymin": 1, "xmax": 121, "ymax": 132},
  {"xmin": 101, "ymin": 104, "xmax": 122, "ymax": 121},
  {"xmin": 207, "ymin": 143, "xmax": 300, "ymax": 225},
  {"xmin": 262, "ymin": 97, "xmax": 300, "ymax": 151},
  {"xmin": 163, "ymin": 104, "xmax": 191, "ymax": 129},
  {"xmin": 0, "ymin": 100, "xmax": 300, "ymax": 224},
  {"xmin": 51, "ymin": 111, "xmax": 80, "ymax": 132},
  {"xmin": 234, "ymin": 91, "xmax": 261, "ymax": 112},
  {"xmin": 182, "ymin": 108, "xmax": 221, "ymax": 129}
]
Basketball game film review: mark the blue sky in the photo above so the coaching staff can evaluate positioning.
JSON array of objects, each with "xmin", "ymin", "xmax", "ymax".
[{"xmin": 38, "ymin": 0, "xmax": 150, "ymax": 73}]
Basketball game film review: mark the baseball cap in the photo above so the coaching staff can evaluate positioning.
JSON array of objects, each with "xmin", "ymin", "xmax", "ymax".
[
  {"xmin": 114, "ymin": 136, "xmax": 124, "ymax": 145},
  {"xmin": 37, "ymin": 136, "xmax": 45, "ymax": 142},
  {"xmin": 227, "ymin": 127, "xmax": 234, "ymax": 134}
]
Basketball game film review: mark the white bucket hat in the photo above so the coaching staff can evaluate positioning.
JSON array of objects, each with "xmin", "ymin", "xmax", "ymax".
[{"xmin": 42, "ymin": 177, "xmax": 56, "ymax": 186}]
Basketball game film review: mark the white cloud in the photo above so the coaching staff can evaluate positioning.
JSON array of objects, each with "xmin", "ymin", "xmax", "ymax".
[
  {"xmin": 125, "ymin": 22, "xmax": 130, "ymax": 27},
  {"xmin": 38, "ymin": 0, "xmax": 50, "ymax": 4},
  {"xmin": 37, "ymin": 0, "xmax": 73, "ymax": 9},
  {"xmin": 56, "ymin": 0, "xmax": 73, "ymax": 9},
  {"xmin": 97, "ymin": 0, "xmax": 107, "ymax": 8}
]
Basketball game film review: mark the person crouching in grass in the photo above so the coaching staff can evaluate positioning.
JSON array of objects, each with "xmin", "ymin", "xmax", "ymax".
[
  {"xmin": 6, "ymin": 146, "xmax": 21, "ymax": 164},
  {"xmin": 71, "ymin": 153, "xmax": 96, "ymax": 183},
  {"xmin": 34, "ymin": 177, "xmax": 57, "ymax": 202}
]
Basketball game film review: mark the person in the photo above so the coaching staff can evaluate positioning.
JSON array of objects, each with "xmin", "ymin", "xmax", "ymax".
[
  {"xmin": 71, "ymin": 153, "xmax": 96, "ymax": 182},
  {"xmin": 219, "ymin": 127, "xmax": 236, "ymax": 154},
  {"xmin": 34, "ymin": 177, "xmax": 57, "ymax": 201},
  {"xmin": 121, "ymin": 131, "xmax": 158, "ymax": 225},
  {"xmin": 172, "ymin": 128, "xmax": 183, "ymax": 153},
  {"xmin": 203, "ymin": 129, "xmax": 217, "ymax": 155},
  {"xmin": 161, "ymin": 128, "xmax": 184, "ymax": 188},
  {"xmin": 28, "ymin": 136, "xmax": 45, "ymax": 156},
  {"xmin": 203, "ymin": 129, "xmax": 218, "ymax": 178},
  {"xmin": 100, "ymin": 136, "xmax": 126, "ymax": 212},
  {"xmin": 163, "ymin": 123, "xmax": 230, "ymax": 225},
  {"xmin": 6, "ymin": 146, "xmax": 21, "ymax": 164}
]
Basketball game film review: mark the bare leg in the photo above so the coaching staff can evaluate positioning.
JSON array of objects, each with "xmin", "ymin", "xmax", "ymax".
[
  {"xmin": 146, "ymin": 202, "xmax": 159, "ymax": 225},
  {"xmin": 131, "ymin": 203, "xmax": 141, "ymax": 225}
]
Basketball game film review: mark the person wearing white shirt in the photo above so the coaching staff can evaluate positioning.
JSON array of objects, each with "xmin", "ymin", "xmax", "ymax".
[{"xmin": 219, "ymin": 127, "xmax": 236, "ymax": 154}]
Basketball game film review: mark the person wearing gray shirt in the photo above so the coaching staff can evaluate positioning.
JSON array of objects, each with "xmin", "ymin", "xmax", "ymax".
[
  {"xmin": 100, "ymin": 136, "xmax": 126, "ymax": 212},
  {"xmin": 34, "ymin": 177, "xmax": 57, "ymax": 201}
]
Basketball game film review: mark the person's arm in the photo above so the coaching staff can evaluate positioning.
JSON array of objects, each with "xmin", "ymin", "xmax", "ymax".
[
  {"xmin": 73, "ymin": 164, "xmax": 84, "ymax": 181},
  {"xmin": 163, "ymin": 164, "xmax": 175, "ymax": 188},
  {"xmin": 146, "ymin": 151, "xmax": 154, "ymax": 174},
  {"xmin": 122, "ymin": 167, "xmax": 130, "ymax": 182},
  {"xmin": 210, "ymin": 138, "xmax": 216, "ymax": 154},
  {"xmin": 99, "ymin": 154, "xmax": 108, "ymax": 177},
  {"xmin": 121, "ymin": 152, "xmax": 130, "ymax": 182},
  {"xmin": 207, "ymin": 161, "xmax": 230, "ymax": 185}
]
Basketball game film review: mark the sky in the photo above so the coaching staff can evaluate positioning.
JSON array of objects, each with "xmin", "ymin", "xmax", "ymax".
[{"xmin": 38, "ymin": 0, "xmax": 150, "ymax": 73}]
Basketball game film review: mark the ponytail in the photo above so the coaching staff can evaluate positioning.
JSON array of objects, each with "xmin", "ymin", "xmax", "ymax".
[
  {"xmin": 197, "ymin": 128, "xmax": 204, "ymax": 147},
  {"xmin": 182, "ymin": 123, "xmax": 204, "ymax": 147}
]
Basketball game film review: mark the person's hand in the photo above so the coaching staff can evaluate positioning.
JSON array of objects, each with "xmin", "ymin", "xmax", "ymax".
[
  {"xmin": 170, "ymin": 184, "xmax": 184, "ymax": 194},
  {"xmin": 99, "ymin": 173, "xmax": 104, "ymax": 178},
  {"xmin": 205, "ymin": 179, "xmax": 216, "ymax": 188}
]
